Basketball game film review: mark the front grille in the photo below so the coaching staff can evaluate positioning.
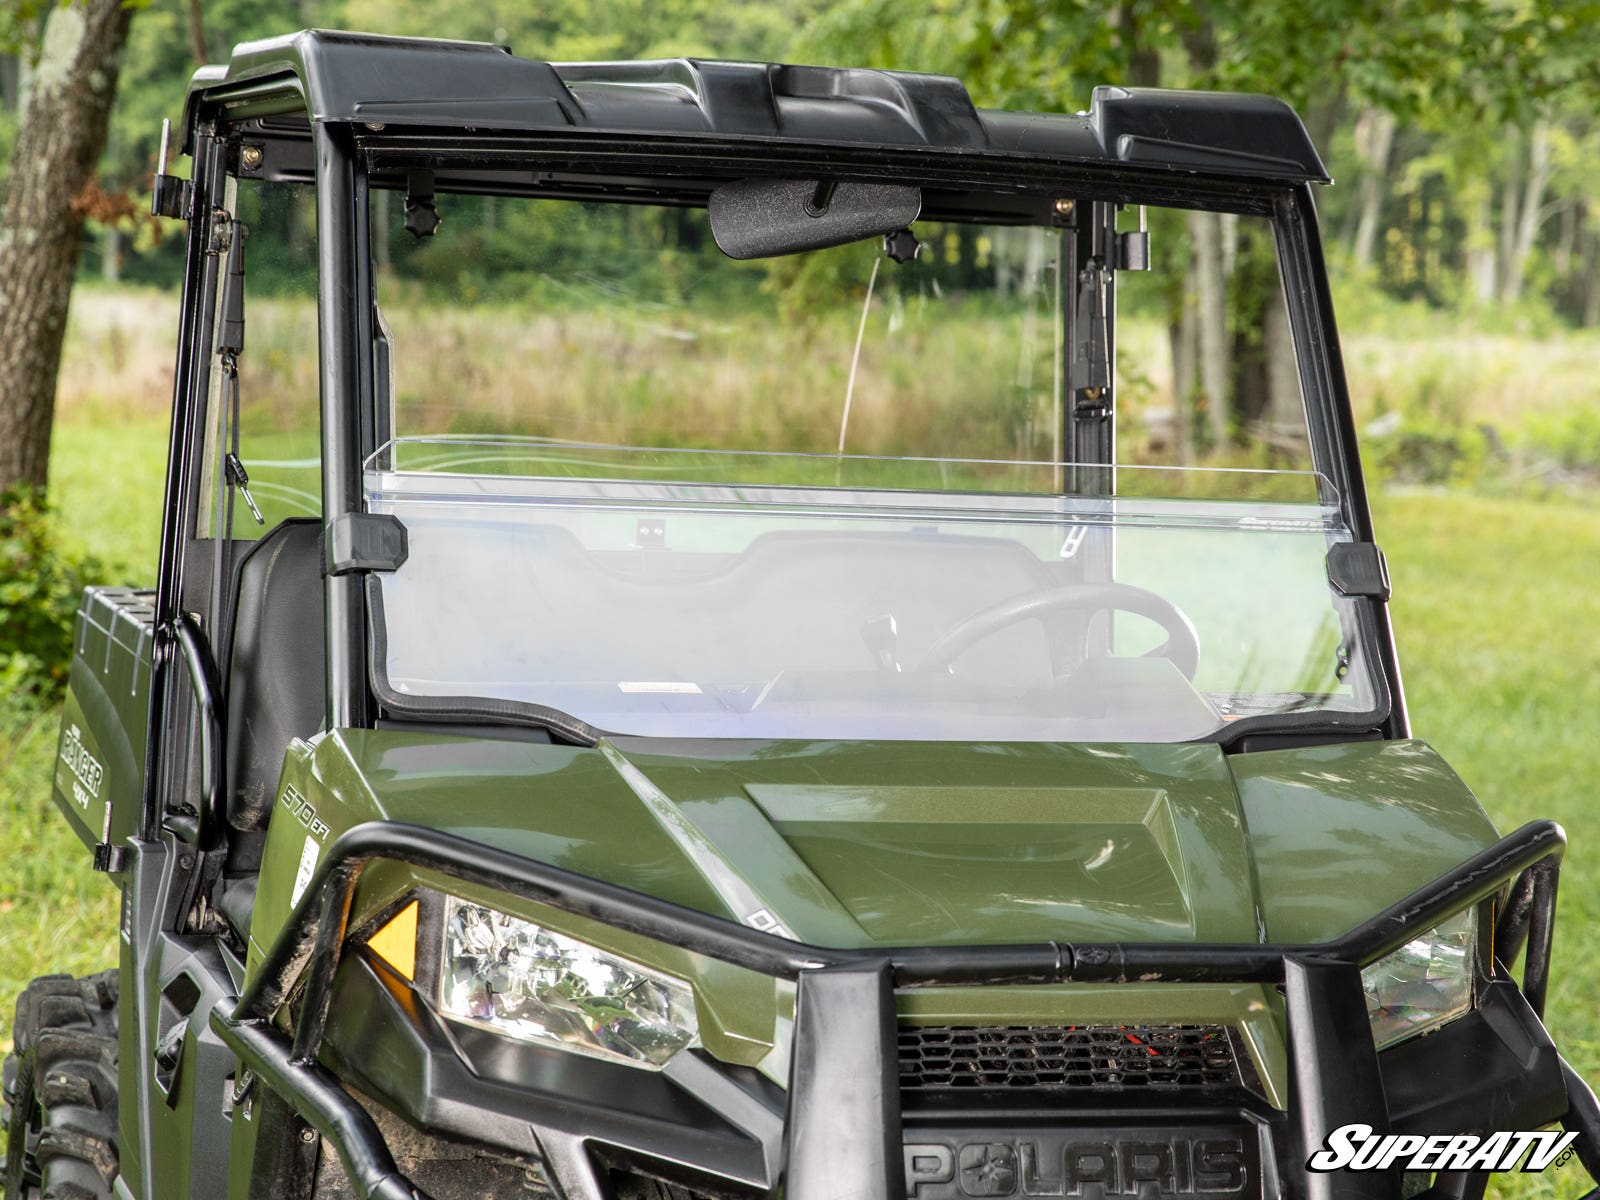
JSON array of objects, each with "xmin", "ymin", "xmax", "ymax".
[{"xmin": 899, "ymin": 1024, "xmax": 1242, "ymax": 1092}]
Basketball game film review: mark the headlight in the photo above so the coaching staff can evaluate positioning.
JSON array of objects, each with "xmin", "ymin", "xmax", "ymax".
[
  {"xmin": 439, "ymin": 896, "xmax": 698, "ymax": 1068},
  {"xmin": 1362, "ymin": 907, "xmax": 1477, "ymax": 1050}
]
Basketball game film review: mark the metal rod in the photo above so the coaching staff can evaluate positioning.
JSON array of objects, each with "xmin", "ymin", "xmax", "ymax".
[
  {"xmin": 212, "ymin": 1001, "xmax": 432, "ymax": 1200},
  {"xmin": 1523, "ymin": 860, "xmax": 1560, "ymax": 1018},
  {"xmin": 1494, "ymin": 865, "xmax": 1537, "ymax": 968}
]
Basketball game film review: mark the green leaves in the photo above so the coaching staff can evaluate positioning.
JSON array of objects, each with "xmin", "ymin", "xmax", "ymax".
[
  {"xmin": 0, "ymin": 489, "xmax": 102, "ymax": 705},
  {"xmin": 802, "ymin": 0, "xmax": 1599, "ymax": 125}
]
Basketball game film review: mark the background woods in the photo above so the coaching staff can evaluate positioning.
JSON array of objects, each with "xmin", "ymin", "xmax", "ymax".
[{"xmin": 4, "ymin": 0, "xmax": 1600, "ymax": 493}]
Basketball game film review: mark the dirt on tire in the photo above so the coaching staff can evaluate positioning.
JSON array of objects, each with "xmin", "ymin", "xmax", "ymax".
[{"xmin": 2, "ymin": 971, "xmax": 120, "ymax": 1200}]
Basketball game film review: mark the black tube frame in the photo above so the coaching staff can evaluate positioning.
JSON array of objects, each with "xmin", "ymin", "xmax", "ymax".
[
  {"xmin": 1274, "ymin": 186, "xmax": 1409, "ymax": 739},
  {"xmin": 240, "ymin": 817, "xmax": 1564, "ymax": 1034},
  {"xmin": 214, "ymin": 817, "xmax": 1565, "ymax": 1200},
  {"xmin": 315, "ymin": 121, "xmax": 372, "ymax": 733}
]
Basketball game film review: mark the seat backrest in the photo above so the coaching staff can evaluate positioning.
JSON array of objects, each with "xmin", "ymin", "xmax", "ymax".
[{"xmin": 225, "ymin": 519, "xmax": 326, "ymax": 834}]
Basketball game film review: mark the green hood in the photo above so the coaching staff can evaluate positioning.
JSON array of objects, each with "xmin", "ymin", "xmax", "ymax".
[
  {"xmin": 252, "ymin": 732, "xmax": 1500, "ymax": 961},
  {"xmin": 246, "ymin": 732, "xmax": 1500, "ymax": 1101}
]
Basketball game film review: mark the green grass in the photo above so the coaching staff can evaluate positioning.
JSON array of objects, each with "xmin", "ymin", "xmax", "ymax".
[
  {"xmin": 0, "ymin": 415, "xmax": 165, "ymax": 1059},
  {"xmin": 1378, "ymin": 489, "xmax": 1600, "ymax": 1200},
  {"xmin": 3, "ymin": 406, "xmax": 1598, "ymax": 1198},
  {"xmin": 46, "ymin": 413, "xmax": 169, "ymax": 576},
  {"xmin": 0, "ymin": 707, "xmax": 122, "ymax": 1037}
]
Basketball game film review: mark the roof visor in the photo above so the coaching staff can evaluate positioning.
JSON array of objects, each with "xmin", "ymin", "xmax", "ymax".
[{"xmin": 185, "ymin": 31, "xmax": 1328, "ymax": 182}]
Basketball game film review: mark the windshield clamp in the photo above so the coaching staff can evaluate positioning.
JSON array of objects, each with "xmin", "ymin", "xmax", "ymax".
[
  {"xmin": 327, "ymin": 513, "xmax": 410, "ymax": 576},
  {"xmin": 1326, "ymin": 542, "xmax": 1391, "ymax": 601}
]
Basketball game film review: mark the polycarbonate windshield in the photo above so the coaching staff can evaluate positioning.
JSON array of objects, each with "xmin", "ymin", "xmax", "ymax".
[
  {"xmin": 365, "ymin": 440, "xmax": 1384, "ymax": 741},
  {"xmin": 362, "ymin": 185, "xmax": 1386, "ymax": 741}
]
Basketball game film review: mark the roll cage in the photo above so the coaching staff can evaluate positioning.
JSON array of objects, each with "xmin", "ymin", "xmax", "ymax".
[
  {"xmin": 149, "ymin": 31, "xmax": 1404, "ymax": 803},
  {"xmin": 123, "ymin": 29, "xmax": 1482, "ymax": 1200}
]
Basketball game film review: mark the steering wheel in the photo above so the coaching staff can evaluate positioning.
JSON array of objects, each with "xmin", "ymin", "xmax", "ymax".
[{"xmin": 914, "ymin": 582, "xmax": 1201, "ymax": 680}]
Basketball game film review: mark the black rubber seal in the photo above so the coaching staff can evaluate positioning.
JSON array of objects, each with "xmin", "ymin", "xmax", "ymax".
[{"xmin": 363, "ymin": 575, "xmax": 601, "ymax": 747}]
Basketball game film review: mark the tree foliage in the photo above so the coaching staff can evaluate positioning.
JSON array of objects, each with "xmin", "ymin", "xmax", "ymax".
[{"xmin": 0, "ymin": 488, "xmax": 101, "ymax": 701}]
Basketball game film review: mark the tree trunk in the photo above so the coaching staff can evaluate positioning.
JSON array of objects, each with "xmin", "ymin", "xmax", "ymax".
[
  {"xmin": 1188, "ymin": 210, "xmax": 1229, "ymax": 450},
  {"xmin": 1501, "ymin": 120, "xmax": 1553, "ymax": 304},
  {"xmin": 1263, "ymin": 295, "xmax": 1300, "ymax": 441},
  {"xmin": 1169, "ymin": 295, "xmax": 1196, "ymax": 464},
  {"xmin": 1175, "ymin": 15, "xmax": 1234, "ymax": 453},
  {"xmin": 1466, "ymin": 187, "xmax": 1496, "ymax": 303},
  {"xmin": 185, "ymin": 0, "xmax": 209, "ymax": 66},
  {"xmin": 1350, "ymin": 107, "xmax": 1395, "ymax": 269},
  {"xmin": 1496, "ymin": 124, "xmax": 1521, "ymax": 296},
  {"xmin": 1553, "ymin": 199, "xmax": 1577, "ymax": 278},
  {"xmin": 100, "ymin": 225, "xmax": 120, "ymax": 282},
  {"xmin": 2, "ymin": 53, "xmax": 20, "ymax": 113},
  {"xmin": 1121, "ymin": 2, "xmax": 1161, "ymax": 89},
  {"xmin": 0, "ymin": 0, "xmax": 134, "ymax": 498},
  {"xmin": 1118, "ymin": 0, "xmax": 1182, "ymax": 460},
  {"xmin": 1582, "ymin": 227, "xmax": 1600, "ymax": 328}
]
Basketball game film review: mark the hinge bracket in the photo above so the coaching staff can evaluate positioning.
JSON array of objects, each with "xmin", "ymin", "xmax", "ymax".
[{"xmin": 150, "ymin": 117, "xmax": 192, "ymax": 220}]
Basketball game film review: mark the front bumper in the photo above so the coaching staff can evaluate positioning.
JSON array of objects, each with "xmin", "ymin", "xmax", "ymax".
[{"xmin": 211, "ymin": 818, "xmax": 1600, "ymax": 1200}]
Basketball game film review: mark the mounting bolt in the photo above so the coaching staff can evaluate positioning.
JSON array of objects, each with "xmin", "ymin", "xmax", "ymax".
[
  {"xmin": 882, "ymin": 227, "xmax": 921, "ymax": 264},
  {"xmin": 1054, "ymin": 198, "xmax": 1075, "ymax": 218},
  {"xmin": 178, "ymin": 854, "xmax": 195, "ymax": 871},
  {"xmin": 239, "ymin": 145, "xmax": 263, "ymax": 170},
  {"xmin": 365, "ymin": 122, "xmax": 386, "ymax": 132},
  {"xmin": 299, "ymin": 1126, "xmax": 317, "ymax": 1144}
]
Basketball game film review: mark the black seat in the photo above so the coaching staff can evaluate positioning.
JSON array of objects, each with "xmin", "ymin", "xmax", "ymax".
[{"xmin": 223, "ymin": 519, "xmax": 326, "ymax": 861}]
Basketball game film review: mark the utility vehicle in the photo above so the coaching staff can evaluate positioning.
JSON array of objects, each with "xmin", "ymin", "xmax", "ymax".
[{"xmin": 6, "ymin": 28, "xmax": 1599, "ymax": 1200}]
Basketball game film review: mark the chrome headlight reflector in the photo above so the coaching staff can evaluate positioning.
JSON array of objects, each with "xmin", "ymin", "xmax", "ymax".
[
  {"xmin": 440, "ymin": 896, "xmax": 698, "ymax": 1068},
  {"xmin": 1362, "ymin": 907, "xmax": 1477, "ymax": 1050}
]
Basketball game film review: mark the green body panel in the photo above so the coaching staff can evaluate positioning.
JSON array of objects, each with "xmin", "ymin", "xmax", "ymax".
[
  {"xmin": 1228, "ymin": 738, "xmax": 1500, "ymax": 941},
  {"xmin": 247, "ymin": 730, "xmax": 1498, "ymax": 1101},
  {"xmin": 52, "ymin": 588, "xmax": 156, "ymax": 855}
]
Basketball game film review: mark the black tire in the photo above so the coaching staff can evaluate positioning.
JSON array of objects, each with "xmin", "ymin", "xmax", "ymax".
[
  {"xmin": 2, "ymin": 972, "xmax": 120, "ymax": 1200},
  {"xmin": 613, "ymin": 1176, "xmax": 716, "ymax": 1200}
]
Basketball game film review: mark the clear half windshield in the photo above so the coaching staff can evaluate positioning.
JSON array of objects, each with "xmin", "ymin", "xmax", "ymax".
[{"xmin": 365, "ymin": 439, "xmax": 1384, "ymax": 742}]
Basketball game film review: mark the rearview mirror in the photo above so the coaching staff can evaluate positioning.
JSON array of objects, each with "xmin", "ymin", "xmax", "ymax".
[{"xmin": 708, "ymin": 178, "xmax": 922, "ymax": 260}]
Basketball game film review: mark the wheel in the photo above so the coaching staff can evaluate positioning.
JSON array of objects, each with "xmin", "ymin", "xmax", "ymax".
[
  {"xmin": 914, "ymin": 582, "xmax": 1202, "ymax": 679},
  {"xmin": 613, "ymin": 1177, "xmax": 708, "ymax": 1200},
  {"xmin": 2, "ymin": 972, "xmax": 120, "ymax": 1200}
]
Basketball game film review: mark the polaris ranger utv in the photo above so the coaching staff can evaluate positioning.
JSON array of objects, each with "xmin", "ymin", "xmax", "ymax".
[{"xmin": 7, "ymin": 27, "xmax": 1600, "ymax": 1200}]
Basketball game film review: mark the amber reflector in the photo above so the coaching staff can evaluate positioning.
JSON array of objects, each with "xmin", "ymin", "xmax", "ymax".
[{"xmin": 366, "ymin": 900, "xmax": 418, "ymax": 981}]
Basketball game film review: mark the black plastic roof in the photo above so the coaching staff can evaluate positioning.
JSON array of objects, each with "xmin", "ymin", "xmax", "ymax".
[{"xmin": 184, "ymin": 29, "xmax": 1329, "ymax": 185}]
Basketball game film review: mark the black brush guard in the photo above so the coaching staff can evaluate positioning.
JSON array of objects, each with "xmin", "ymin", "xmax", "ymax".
[{"xmin": 210, "ymin": 818, "xmax": 1598, "ymax": 1200}]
